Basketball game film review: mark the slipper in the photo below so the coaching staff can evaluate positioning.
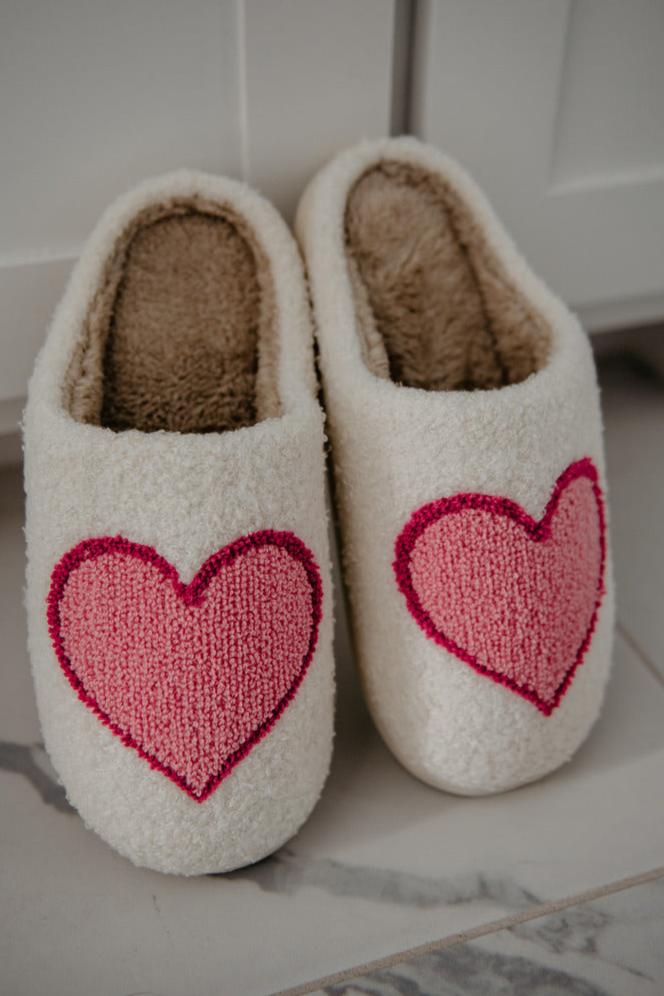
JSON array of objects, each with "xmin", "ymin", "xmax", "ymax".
[
  {"xmin": 296, "ymin": 137, "xmax": 613, "ymax": 794},
  {"xmin": 24, "ymin": 171, "xmax": 334, "ymax": 873}
]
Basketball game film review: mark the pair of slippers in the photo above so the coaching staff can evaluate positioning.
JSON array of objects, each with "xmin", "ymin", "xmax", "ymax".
[{"xmin": 24, "ymin": 138, "xmax": 613, "ymax": 876}]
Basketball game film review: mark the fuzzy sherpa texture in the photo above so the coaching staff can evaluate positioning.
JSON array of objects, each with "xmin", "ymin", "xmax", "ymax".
[
  {"xmin": 24, "ymin": 170, "xmax": 334, "ymax": 874},
  {"xmin": 295, "ymin": 136, "xmax": 614, "ymax": 794}
]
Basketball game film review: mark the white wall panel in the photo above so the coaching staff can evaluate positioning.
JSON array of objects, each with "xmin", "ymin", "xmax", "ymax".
[
  {"xmin": 0, "ymin": 0, "xmax": 243, "ymax": 258},
  {"xmin": 411, "ymin": 0, "xmax": 664, "ymax": 330},
  {"xmin": 0, "ymin": 257, "xmax": 73, "ymax": 406},
  {"xmin": 550, "ymin": 2, "xmax": 664, "ymax": 187},
  {"xmin": 240, "ymin": 0, "xmax": 395, "ymax": 219}
]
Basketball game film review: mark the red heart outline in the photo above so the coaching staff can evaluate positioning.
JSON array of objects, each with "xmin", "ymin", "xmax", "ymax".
[
  {"xmin": 393, "ymin": 458, "xmax": 606, "ymax": 715},
  {"xmin": 47, "ymin": 531, "xmax": 323, "ymax": 801}
]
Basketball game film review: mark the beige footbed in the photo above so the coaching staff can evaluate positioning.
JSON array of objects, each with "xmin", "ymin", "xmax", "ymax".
[
  {"xmin": 64, "ymin": 162, "xmax": 550, "ymax": 434},
  {"xmin": 345, "ymin": 161, "xmax": 551, "ymax": 390},
  {"xmin": 65, "ymin": 196, "xmax": 280, "ymax": 433}
]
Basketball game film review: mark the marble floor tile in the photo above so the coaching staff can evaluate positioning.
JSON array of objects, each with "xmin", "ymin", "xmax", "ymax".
[{"xmin": 308, "ymin": 875, "xmax": 664, "ymax": 996}]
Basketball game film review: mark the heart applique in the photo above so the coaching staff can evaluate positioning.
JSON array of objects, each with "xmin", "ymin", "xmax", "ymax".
[
  {"xmin": 393, "ymin": 459, "xmax": 606, "ymax": 714},
  {"xmin": 47, "ymin": 531, "xmax": 322, "ymax": 801}
]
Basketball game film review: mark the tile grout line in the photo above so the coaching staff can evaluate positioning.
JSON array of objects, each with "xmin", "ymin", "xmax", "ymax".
[
  {"xmin": 274, "ymin": 865, "xmax": 664, "ymax": 995},
  {"xmin": 617, "ymin": 620, "xmax": 664, "ymax": 690}
]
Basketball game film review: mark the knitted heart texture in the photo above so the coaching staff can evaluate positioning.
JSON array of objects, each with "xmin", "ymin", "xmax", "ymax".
[
  {"xmin": 393, "ymin": 459, "xmax": 606, "ymax": 714},
  {"xmin": 47, "ymin": 531, "xmax": 323, "ymax": 801}
]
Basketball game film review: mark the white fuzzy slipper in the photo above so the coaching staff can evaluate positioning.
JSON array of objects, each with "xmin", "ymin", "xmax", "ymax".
[
  {"xmin": 24, "ymin": 171, "xmax": 334, "ymax": 874},
  {"xmin": 296, "ymin": 137, "xmax": 613, "ymax": 794}
]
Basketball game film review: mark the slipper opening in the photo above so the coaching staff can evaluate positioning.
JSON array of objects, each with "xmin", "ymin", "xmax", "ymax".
[
  {"xmin": 344, "ymin": 160, "xmax": 551, "ymax": 391},
  {"xmin": 64, "ymin": 195, "xmax": 281, "ymax": 433}
]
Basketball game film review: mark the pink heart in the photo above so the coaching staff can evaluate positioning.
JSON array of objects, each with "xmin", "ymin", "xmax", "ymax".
[
  {"xmin": 47, "ymin": 532, "xmax": 322, "ymax": 801},
  {"xmin": 393, "ymin": 459, "xmax": 606, "ymax": 714}
]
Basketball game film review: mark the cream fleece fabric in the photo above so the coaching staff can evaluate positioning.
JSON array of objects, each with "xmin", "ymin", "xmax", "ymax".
[
  {"xmin": 296, "ymin": 137, "xmax": 614, "ymax": 794},
  {"xmin": 24, "ymin": 171, "xmax": 334, "ymax": 874}
]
